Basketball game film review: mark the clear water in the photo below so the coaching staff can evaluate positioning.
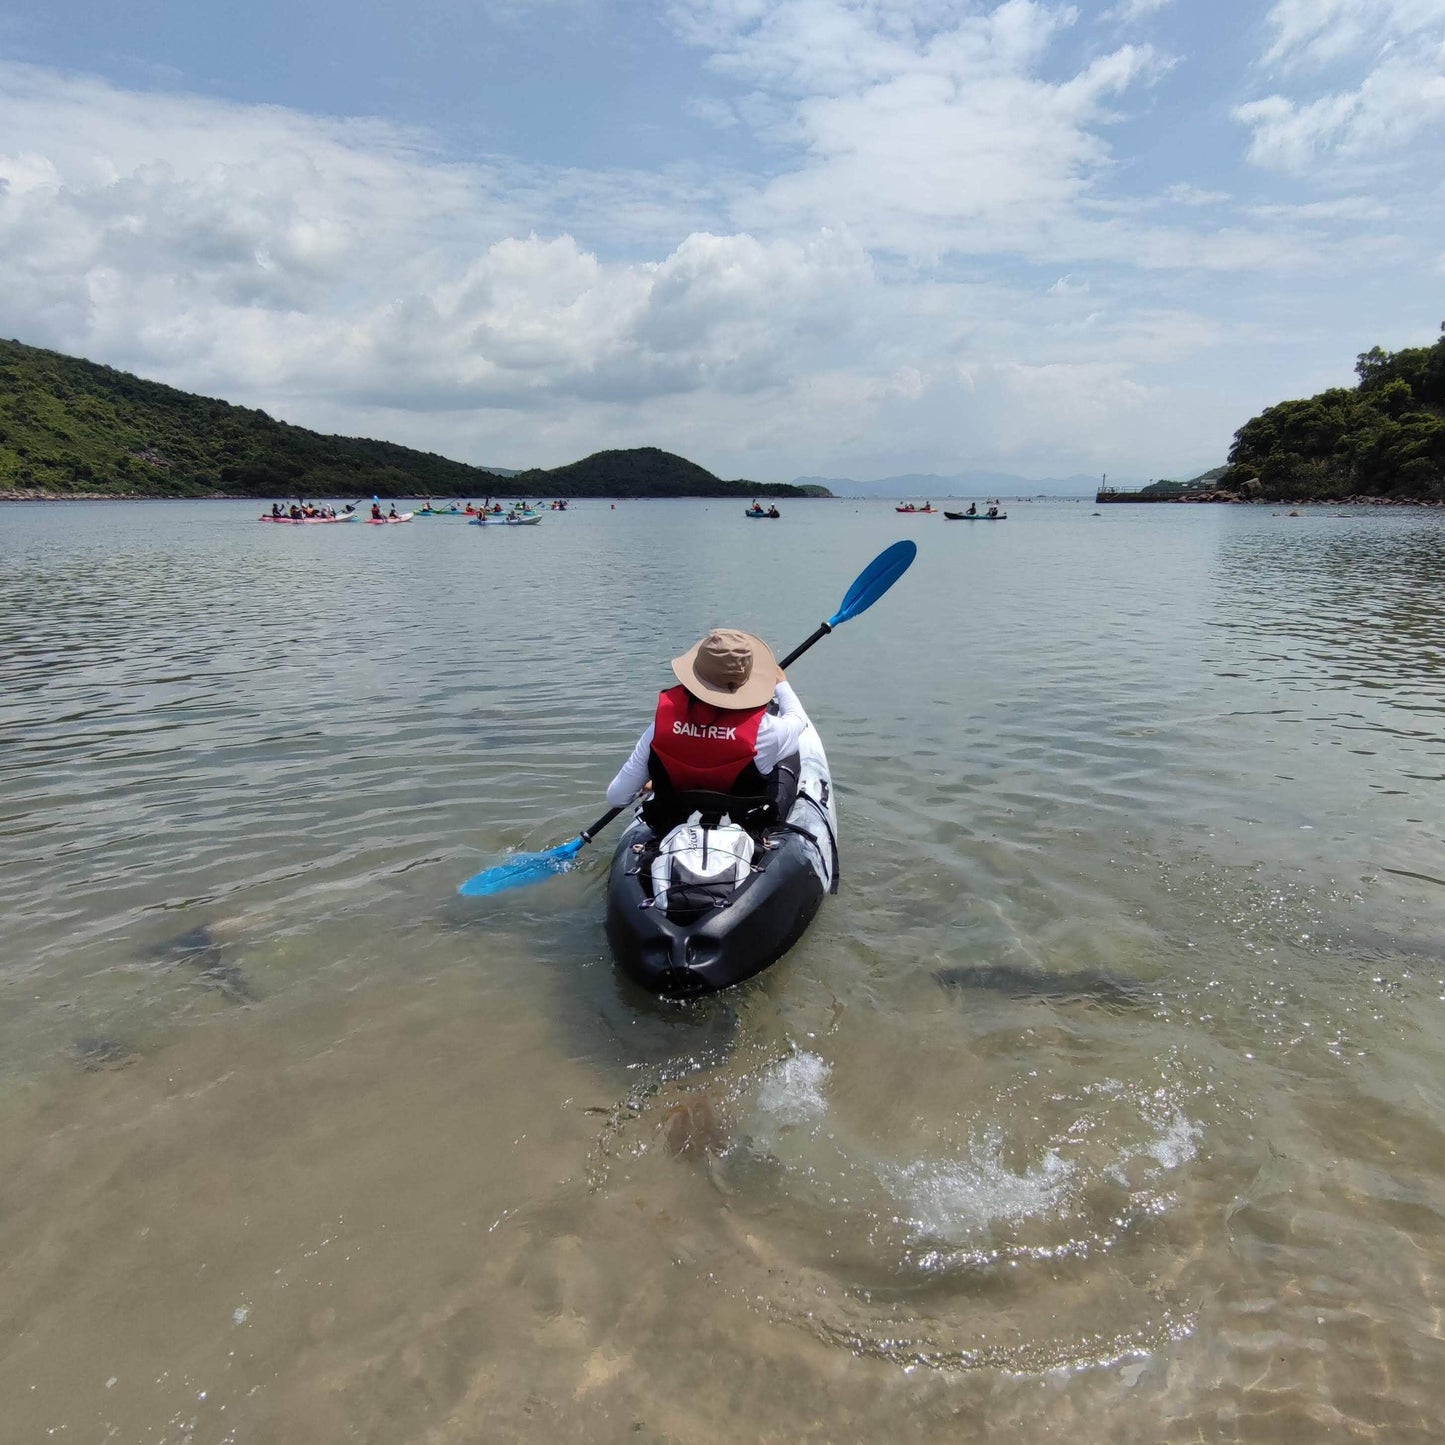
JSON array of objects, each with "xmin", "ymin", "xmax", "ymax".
[{"xmin": 2, "ymin": 498, "xmax": 1443, "ymax": 1442}]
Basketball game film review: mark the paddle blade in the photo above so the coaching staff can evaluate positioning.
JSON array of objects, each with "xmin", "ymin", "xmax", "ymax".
[
  {"xmin": 457, "ymin": 836, "xmax": 585, "ymax": 896},
  {"xmin": 827, "ymin": 539, "xmax": 917, "ymax": 627}
]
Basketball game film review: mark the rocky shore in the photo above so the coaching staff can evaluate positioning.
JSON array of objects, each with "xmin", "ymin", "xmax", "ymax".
[{"xmin": 1172, "ymin": 479, "xmax": 1445, "ymax": 507}]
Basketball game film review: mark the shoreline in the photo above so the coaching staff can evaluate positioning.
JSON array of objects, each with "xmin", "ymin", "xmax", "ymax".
[
  {"xmin": 1169, "ymin": 492, "xmax": 1445, "ymax": 508},
  {"xmin": 0, "ymin": 490, "xmax": 828, "ymax": 504},
  {"xmin": 0, "ymin": 490, "xmax": 531, "ymax": 503},
  {"xmin": 5, "ymin": 491, "xmax": 1443, "ymax": 507}
]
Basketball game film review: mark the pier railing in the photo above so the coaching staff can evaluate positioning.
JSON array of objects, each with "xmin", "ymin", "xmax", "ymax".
[{"xmin": 1095, "ymin": 484, "xmax": 1181, "ymax": 504}]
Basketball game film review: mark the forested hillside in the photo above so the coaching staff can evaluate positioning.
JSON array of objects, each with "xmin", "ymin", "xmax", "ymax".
[
  {"xmin": 1219, "ymin": 328, "xmax": 1445, "ymax": 501},
  {"xmin": 0, "ymin": 339, "xmax": 820, "ymax": 499},
  {"xmin": 0, "ymin": 339, "xmax": 503, "ymax": 498}
]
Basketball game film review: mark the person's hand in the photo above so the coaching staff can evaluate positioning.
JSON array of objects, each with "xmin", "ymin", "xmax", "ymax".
[{"xmin": 775, "ymin": 665, "xmax": 787, "ymax": 683}]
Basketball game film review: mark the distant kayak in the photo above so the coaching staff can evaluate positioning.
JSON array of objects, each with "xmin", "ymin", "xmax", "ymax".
[
  {"xmin": 258, "ymin": 513, "xmax": 356, "ymax": 524},
  {"xmin": 944, "ymin": 511, "xmax": 1007, "ymax": 521},
  {"xmin": 895, "ymin": 505, "xmax": 937, "ymax": 514},
  {"xmin": 469, "ymin": 513, "xmax": 541, "ymax": 526},
  {"xmin": 745, "ymin": 508, "xmax": 780, "ymax": 519},
  {"xmin": 366, "ymin": 511, "xmax": 414, "ymax": 525}
]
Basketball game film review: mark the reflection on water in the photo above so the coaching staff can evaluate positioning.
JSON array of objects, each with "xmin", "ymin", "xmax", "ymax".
[
  {"xmin": 2, "ymin": 500, "xmax": 1445, "ymax": 1441},
  {"xmin": 1213, "ymin": 520, "xmax": 1445, "ymax": 722}
]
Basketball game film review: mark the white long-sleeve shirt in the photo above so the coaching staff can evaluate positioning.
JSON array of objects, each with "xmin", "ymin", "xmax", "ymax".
[{"xmin": 606, "ymin": 681, "xmax": 812, "ymax": 807}]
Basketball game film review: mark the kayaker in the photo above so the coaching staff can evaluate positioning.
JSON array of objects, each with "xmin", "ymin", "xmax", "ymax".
[
  {"xmin": 965, "ymin": 502, "xmax": 977, "ymax": 516},
  {"xmin": 986, "ymin": 504, "xmax": 999, "ymax": 518},
  {"xmin": 767, "ymin": 505, "xmax": 780, "ymax": 518},
  {"xmin": 371, "ymin": 502, "xmax": 383, "ymax": 520},
  {"xmin": 605, "ymin": 629, "xmax": 812, "ymax": 830},
  {"xmin": 271, "ymin": 503, "xmax": 283, "ymax": 517},
  {"xmin": 388, "ymin": 504, "xmax": 398, "ymax": 518}
]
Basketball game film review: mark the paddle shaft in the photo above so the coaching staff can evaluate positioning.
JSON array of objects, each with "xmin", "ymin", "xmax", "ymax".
[
  {"xmin": 779, "ymin": 623, "xmax": 831, "ymax": 670},
  {"xmin": 573, "ymin": 619, "xmax": 837, "ymax": 844}
]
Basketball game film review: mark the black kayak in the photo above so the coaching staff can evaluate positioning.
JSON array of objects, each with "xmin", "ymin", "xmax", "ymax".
[{"xmin": 605, "ymin": 722, "xmax": 838, "ymax": 996}]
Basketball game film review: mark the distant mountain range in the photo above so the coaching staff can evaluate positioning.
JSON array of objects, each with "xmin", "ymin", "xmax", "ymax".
[{"xmin": 791, "ymin": 471, "xmax": 1129, "ymax": 498}]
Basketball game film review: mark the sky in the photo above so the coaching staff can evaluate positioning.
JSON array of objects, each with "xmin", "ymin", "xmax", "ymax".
[{"xmin": 1, "ymin": 1, "xmax": 1443, "ymax": 486}]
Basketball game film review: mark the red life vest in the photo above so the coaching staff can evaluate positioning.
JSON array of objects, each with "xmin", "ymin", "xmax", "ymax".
[{"xmin": 649, "ymin": 685, "xmax": 767, "ymax": 792}]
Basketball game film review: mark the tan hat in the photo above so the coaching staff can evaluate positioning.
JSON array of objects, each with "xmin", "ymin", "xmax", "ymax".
[{"xmin": 671, "ymin": 628, "xmax": 778, "ymax": 710}]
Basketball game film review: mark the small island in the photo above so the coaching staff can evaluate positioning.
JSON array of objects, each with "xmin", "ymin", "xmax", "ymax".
[{"xmin": 0, "ymin": 338, "xmax": 827, "ymax": 501}]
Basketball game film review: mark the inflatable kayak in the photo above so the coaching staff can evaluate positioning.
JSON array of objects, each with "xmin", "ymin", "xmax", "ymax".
[
  {"xmin": 605, "ymin": 718, "xmax": 838, "ymax": 996},
  {"xmin": 366, "ymin": 511, "xmax": 414, "ymax": 524}
]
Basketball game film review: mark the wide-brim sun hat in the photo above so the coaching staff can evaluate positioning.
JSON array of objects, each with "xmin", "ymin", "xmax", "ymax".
[{"xmin": 672, "ymin": 628, "xmax": 778, "ymax": 710}]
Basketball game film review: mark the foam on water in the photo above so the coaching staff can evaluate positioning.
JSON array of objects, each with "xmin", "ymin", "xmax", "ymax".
[
  {"xmin": 888, "ymin": 1133, "xmax": 1077, "ymax": 1240},
  {"xmin": 754, "ymin": 1048, "xmax": 831, "ymax": 1128}
]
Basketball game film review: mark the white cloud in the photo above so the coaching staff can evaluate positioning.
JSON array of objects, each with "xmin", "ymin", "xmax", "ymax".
[
  {"xmin": 1236, "ymin": 48, "xmax": 1445, "ymax": 169},
  {"xmin": 1260, "ymin": 0, "xmax": 1445, "ymax": 71},
  {"xmin": 672, "ymin": 0, "xmax": 1175, "ymax": 257},
  {"xmin": 351, "ymin": 227, "xmax": 876, "ymax": 409},
  {"xmin": 1245, "ymin": 195, "xmax": 1392, "ymax": 221},
  {"xmin": 1239, "ymin": 1, "xmax": 1445, "ymax": 171},
  {"xmin": 685, "ymin": 94, "xmax": 742, "ymax": 128},
  {"xmin": 0, "ymin": 60, "xmax": 884, "ymax": 464},
  {"xmin": 1161, "ymin": 183, "xmax": 1231, "ymax": 206},
  {"xmin": 1105, "ymin": 0, "xmax": 1173, "ymax": 24}
]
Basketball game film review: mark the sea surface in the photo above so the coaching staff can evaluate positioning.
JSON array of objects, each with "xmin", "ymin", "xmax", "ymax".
[{"xmin": 2, "ymin": 496, "xmax": 1443, "ymax": 1443}]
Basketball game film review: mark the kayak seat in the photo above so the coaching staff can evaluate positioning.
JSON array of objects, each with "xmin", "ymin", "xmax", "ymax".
[
  {"xmin": 641, "ymin": 789, "xmax": 776, "ymax": 836},
  {"xmin": 639, "ymin": 751, "xmax": 801, "ymax": 838}
]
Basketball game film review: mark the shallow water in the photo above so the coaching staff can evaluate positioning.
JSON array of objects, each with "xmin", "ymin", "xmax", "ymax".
[{"xmin": 2, "ymin": 497, "xmax": 1443, "ymax": 1442}]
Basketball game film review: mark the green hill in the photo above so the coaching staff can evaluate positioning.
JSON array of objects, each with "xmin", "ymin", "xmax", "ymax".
[
  {"xmin": 502, "ymin": 446, "xmax": 822, "ymax": 500},
  {"xmin": 1219, "ymin": 328, "xmax": 1445, "ymax": 501},
  {"xmin": 0, "ymin": 338, "xmax": 823, "ymax": 500}
]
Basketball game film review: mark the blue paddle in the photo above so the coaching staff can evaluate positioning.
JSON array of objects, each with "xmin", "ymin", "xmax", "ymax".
[{"xmin": 457, "ymin": 539, "xmax": 918, "ymax": 897}]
